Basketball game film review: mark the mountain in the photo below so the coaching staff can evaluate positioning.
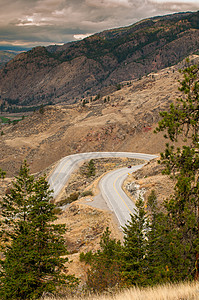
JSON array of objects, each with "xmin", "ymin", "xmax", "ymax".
[
  {"xmin": 0, "ymin": 11, "xmax": 199, "ymax": 110},
  {"xmin": 0, "ymin": 51, "xmax": 17, "ymax": 68},
  {"xmin": 1, "ymin": 55, "xmax": 198, "ymax": 176}
]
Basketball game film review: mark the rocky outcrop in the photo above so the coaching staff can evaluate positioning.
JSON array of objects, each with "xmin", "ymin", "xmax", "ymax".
[{"xmin": 126, "ymin": 182, "xmax": 146, "ymax": 201}]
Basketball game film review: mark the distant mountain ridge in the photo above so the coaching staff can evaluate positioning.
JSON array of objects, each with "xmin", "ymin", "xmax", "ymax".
[
  {"xmin": 0, "ymin": 51, "xmax": 18, "ymax": 68},
  {"xmin": 0, "ymin": 10, "xmax": 199, "ymax": 109}
]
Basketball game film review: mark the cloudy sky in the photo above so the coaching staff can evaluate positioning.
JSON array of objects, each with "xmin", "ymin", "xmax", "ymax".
[{"xmin": 1, "ymin": 0, "xmax": 199, "ymax": 50}]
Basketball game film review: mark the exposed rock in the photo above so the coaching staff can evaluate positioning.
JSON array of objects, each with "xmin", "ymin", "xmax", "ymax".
[
  {"xmin": 126, "ymin": 182, "xmax": 146, "ymax": 201},
  {"xmin": 0, "ymin": 11, "xmax": 199, "ymax": 106}
]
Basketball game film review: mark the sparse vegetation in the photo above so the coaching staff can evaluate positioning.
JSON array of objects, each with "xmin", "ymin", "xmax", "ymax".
[
  {"xmin": 81, "ymin": 190, "xmax": 93, "ymax": 197},
  {"xmin": 80, "ymin": 159, "xmax": 96, "ymax": 178},
  {"xmin": 116, "ymin": 83, "xmax": 121, "ymax": 90},
  {"xmin": 0, "ymin": 115, "xmax": 25, "ymax": 124},
  {"xmin": 39, "ymin": 104, "xmax": 45, "ymax": 114},
  {"xmin": 0, "ymin": 12, "xmax": 199, "ymax": 107},
  {"xmin": 57, "ymin": 192, "xmax": 80, "ymax": 207},
  {"xmin": 94, "ymin": 94, "xmax": 100, "ymax": 101},
  {"xmin": 0, "ymin": 168, "xmax": 6, "ymax": 179},
  {"xmin": 87, "ymin": 159, "xmax": 95, "ymax": 177},
  {"xmin": 0, "ymin": 116, "xmax": 10, "ymax": 123},
  {"xmin": 52, "ymin": 207, "xmax": 63, "ymax": 215}
]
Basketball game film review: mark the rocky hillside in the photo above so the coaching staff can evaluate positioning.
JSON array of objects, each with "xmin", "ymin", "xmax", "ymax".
[
  {"xmin": 0, "ymin": 11, "xmax": 199, "ymax": 109},
  {"xmin": 0, "ymin": 51, "xmax": 17, "ymax": 68},
  {"xmin": 1, "ymin": 55, "xmax": 198, "ymax": 177}
]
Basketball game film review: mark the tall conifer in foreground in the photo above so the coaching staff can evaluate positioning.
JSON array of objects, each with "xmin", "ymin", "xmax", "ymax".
[
  {"xmin": 0, "ymin": 162, "xmax": 78, "ymax": 300},
  {"xmin": 155, "ymin": 61, "xmax": 199, "ymax": 280},
  {"xmin": 146, "ymin": 190, "xmax": 177, "ymax": 284},
  {"xmin": 80, "ymin": 227, "xmax": 122, "ymax": 292},
  {"xmin": 121, "ymin": 196, "xmax": 148, "ymax": 286}
]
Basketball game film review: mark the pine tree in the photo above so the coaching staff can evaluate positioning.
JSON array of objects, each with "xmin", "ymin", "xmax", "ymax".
[
  {"xmin": 0, "ymin": 162, "xmax": 78, "ymax": 299},
  {"xmin": 146, "ymin": 190, "xmax": 175, "ymax": 284},
  {"xmin": 87, "ymin": 159, "xmax": 95, "ymax": 177},
  {"xmin": 80, "ymin": 227, "xmax": 122, "ymax": 292},
  {"xmin": 121, "ymin": 196, "xmax": 149, "ymax": 286},
  {"xmin": 155, "ymin": 61, "xmax": 199, "ymax": 281},
  {"xmin": 146, "ymin": 190, "xmax": 164, "ymax": 283}
]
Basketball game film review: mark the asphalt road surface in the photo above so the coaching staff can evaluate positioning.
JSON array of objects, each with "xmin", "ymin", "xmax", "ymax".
[
  {"xmin": 99, "ymin": 164, "xmax": 145, "ymax": 228},
  {"xmin": 48, "ymin": 152, "xmax": 157, "ymax": 199}
]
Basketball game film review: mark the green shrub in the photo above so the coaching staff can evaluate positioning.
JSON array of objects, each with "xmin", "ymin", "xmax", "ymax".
[
  {"xmin": 81, "ymin": 190, "xmax": 93, "ymax": 197},
  {"xmin": 116, "ymin": 83, "xmax": 121, "ymax": 90},
  {"xmin": 57, "ymin": 192, "xmax": 80, "ymax": 207},
  {"xmin": 52, "ymin": 207, "xmax": 62, "ymax": 215}
]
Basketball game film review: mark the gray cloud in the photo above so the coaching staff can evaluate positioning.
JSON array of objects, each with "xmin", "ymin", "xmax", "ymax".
[{"xmin": 0, "ymin": 0, "xmax": 199, "ymax": 49}]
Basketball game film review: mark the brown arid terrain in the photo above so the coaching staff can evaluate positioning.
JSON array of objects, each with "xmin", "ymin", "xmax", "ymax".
[
  {"xmin": 123, "ymin": 158, "xmax": 174, "ymax": 207},
  {"xmin": 1, "ymin": 55, "xmax": 198, "ymax": 177},
  {"xmin": 0, "ymin": 56, "xmax": 198, "ymax": 286},
  {"xmin": 0, "ymin": 11, "xmax": 199, "ymax": 106}
]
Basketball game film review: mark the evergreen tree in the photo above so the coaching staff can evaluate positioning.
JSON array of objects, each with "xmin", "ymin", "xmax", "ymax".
[
  {"xmin": 121, "ymin": 196, "xmax": 149, "ymax": 286},
  {"xmin": 146, "ymin": 190, "xmax": 174, "ymax": 284},
  {"xmin": 0, "ymin": 162, "xmax": 78, "ymax": 299},
  {"xmin": 87, "ymin": 159, "xmax": 95, "ymax": 177},
  {"xmin": 155, "ymin": 61, "xmax": 199, "ymax": 281},
  {"xmin": 80, "ymin": 227, "xmax": 122, "ymax": 292}
]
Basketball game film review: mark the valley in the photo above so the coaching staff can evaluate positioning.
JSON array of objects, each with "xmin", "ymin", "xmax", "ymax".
[
  {"xmin": 1, "ymin": 55, "xmax": 196, "ymax": 177},
  {"xmin": 0, "ymin": 10, "xmax": 198, "ymax": 297}
]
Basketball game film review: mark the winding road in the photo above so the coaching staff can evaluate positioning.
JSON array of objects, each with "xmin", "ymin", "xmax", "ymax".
[
  {"xmin": 99, "ymin": 165, "xmax": 145, "ymax": 228},
  {"xmin": 48, "ymin": 152, "xmax": 157, "ymax": 226}
]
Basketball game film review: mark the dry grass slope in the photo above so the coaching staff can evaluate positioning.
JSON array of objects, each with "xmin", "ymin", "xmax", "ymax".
[{"xmin": 44, "ymin": 281, "xmax": 199, "ymax": 300}]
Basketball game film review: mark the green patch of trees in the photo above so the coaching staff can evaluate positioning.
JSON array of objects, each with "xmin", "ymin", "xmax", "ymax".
[
  {"xmin": 0, "ymin": 162, "xmax": 78, "ymax": 299},
  {"xmin": 80, "ymin": 227, "xmax": 123, "ymax": 292},
  {"xmin": 87, "ymin": 159, "xmax": 96, "ymax": 177},
  {"xmin": 81, "ymin": 159, "xmax": 96, "ymax": 178},
  {"xmin": 155, "ymin": 61, "xmax": 199, "ymax": 281}
]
